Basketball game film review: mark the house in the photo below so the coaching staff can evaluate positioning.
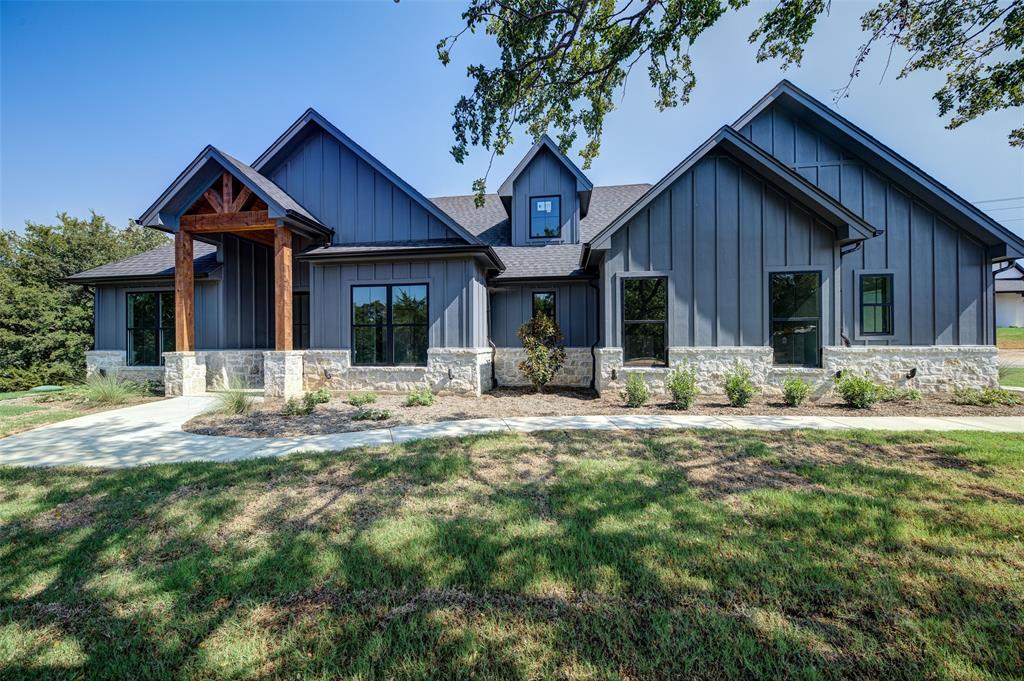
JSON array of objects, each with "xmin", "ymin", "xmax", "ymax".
[
  {"xmin": 69, "ymin": 81, "xmax": 1024, "ymax": 398},
  {"xmin": 996, "ymin": 260, "xmax": 1024, "ymax": 327}
]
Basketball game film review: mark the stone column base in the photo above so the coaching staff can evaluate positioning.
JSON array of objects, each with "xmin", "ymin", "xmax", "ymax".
[
  {"xmin": 426, "ymin": 347, "xmax": 493, "ymax": 396},
  {"xmin": 264, "ymin": 351, "xmax": 304, "ymax": 399},
  {"xmin": 163, "ymin": 352, "xmax": 207, "ymax": 396}
]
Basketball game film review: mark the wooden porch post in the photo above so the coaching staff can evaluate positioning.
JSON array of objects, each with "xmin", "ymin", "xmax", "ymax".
[
  {"xmin": 274, "ymin": 226, "xmax": 293, "ymax": 351},
  {"xmin": 174, "ymin": 229, "xmax": 195, "ymax": 351}
]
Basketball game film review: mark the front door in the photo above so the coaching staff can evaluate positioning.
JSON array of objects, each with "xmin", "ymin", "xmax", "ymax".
[{"xmin": 769, "ymin": 271, "xmax": 821, "ymax": 367}]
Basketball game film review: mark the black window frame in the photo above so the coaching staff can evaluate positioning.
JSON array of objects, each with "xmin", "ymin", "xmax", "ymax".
[
  {"xmin": 621, "ymin": 276, "xmax": 668, "ymax": 367},
  {"xmin": 350, "ymin": 283, "xmax": 429, "ymax": 367},
  {"xmin": 126, "ymin": 290, "xmax": 174, "ymax": 367},
  {"xmin": 768, "ymin": 270, "xmax": 822, "ymax": 368},
  {"xmin": 859, "ymin": 273, "xmax": 894, "ymax": 337},
  {"xmin": 293, "ymin": 291, "xmax": 311, "ymax": 350},
  {"xmin": 529, "ymin": 195, "xmax": 562, "ymax": 239},
  {"xmin": 531, "ymin": 291, "xmax": 556, "ymax": 321}
]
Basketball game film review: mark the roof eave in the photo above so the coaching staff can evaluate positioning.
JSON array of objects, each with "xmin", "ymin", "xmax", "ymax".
[{"xmin": 298, "ymin": 244, "xmax": 505, "ymax": 272}]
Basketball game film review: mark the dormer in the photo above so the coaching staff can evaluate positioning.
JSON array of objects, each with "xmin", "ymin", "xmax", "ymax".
[{"xmin": 497, "ymin": 135, "xmax": 593, "ymax": 246}]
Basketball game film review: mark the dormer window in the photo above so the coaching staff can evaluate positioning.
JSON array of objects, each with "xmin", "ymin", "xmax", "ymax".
[{"xmin": 530, "ymin": 196, "xmax": 561, "ymax": 238}]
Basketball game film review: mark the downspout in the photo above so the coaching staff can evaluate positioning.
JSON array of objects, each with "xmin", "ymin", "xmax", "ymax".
[
  {"xmin": 838, "ymin": 241, "xmax": 864, "ymax": 346},
  {"xmin": 486, "ymin": 286, "xmax": 498, "ymax": 388},
  {"xmin": 588, "ymin": 278, "xmax": 600, "ymax": 390}
]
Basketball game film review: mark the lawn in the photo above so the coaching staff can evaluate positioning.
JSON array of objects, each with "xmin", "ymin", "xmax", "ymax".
[
  {"xmin": 1000, "ymin": 366, "xmax": 1024, "ymax": 388},
  {"xmin": 997, "ymin": 326, "xmax": 1024, "ymax": 348},
  {"xmin": 1, "ymin": 429, "xmax": 1022, "ymax": 679},
  {"xmin": 0, "ymin": 403, "xmax": 85, "ymax": 438}
]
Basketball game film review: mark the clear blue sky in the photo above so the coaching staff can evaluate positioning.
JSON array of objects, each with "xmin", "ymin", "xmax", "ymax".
[{"xmin": 2, "ymin": 0, "xmax": 1022, "ymax": 237}]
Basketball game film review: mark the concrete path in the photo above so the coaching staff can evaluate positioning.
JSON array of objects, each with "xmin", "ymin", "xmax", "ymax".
[{"xmin": 0, "ymin": 396, "xmax": 1021, "ymax": 468}]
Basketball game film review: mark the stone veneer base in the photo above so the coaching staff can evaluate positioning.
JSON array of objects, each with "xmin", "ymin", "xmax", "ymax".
[
  {"xmin": 494, "ymin": 347, "xmax": 593, "ymax": 388},
  {"xmin": 303, "ymin": 348, "xmax": 492, "ymax": 396},
  {"xmin": 162, "ymin": 352, "xmax": 207, "ymax": 396}
]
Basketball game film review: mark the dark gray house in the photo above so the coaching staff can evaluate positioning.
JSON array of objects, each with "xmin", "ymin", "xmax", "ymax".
[{"xmin": 70, "ymin": 81, "xmax": 1023, "ymax": 398}]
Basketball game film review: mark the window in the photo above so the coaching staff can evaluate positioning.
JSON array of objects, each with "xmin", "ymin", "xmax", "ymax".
[
  {"xmin": 769, "ymin": 272, "xmax": 821, "ymax": 367},
  {"xmin": 530, "ymin": 196, "xmax": 561, "ymax": 238},
  {"xmin": 351, "ymin": 284, "xmax": 428, "ymax": 366},
  {"xmin": 532, "ymin": 291, "xmax": 556, "ymax": 321},
  {"xmin": 293, "ymin": 292, "xmax": 310, "ymax": 350},
  {"xmin": 622, "ymin": 278, "xmax": 667, "ymax": 366},
  {"xmin": 860, "ymin": 273, "xmax": 893, "ymax": 336},
  {"xmin": 127, "ymin": 291, "xmax": 174, "ymax": 366}
]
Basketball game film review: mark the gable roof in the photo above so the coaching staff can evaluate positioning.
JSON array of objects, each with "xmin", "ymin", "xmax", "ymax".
[
  {"xmin": 496, "ymin": 134, "xmax": 595, "ymax": 217},
  {"xmin": 583, "ymin": 126, "xmax": 878, "ymax": 263},
  {"xmin": 251, "ymin": 108, "xmax": 485, "ymax": 247},
  {"xmin": 137, "ymin": 145, "xmax": 330, "ymax": 241},
  {"xmin": 65, "ymin": 242, "xmax": 220, "ymax": 284},
  {"xmin": 734, "ymin": 79, "xmax": 1024, "ymax": 260}
]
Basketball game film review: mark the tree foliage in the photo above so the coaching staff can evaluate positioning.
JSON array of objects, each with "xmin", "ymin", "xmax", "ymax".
[
  {"xmin": 437, "ymin": 0, "xmax": 1023, "ymax": 203},
  {"xmin": 516, "ymin": 313, "xmax": 567, "ymax": 391},
  {"xmin": 0, "ymin": 213, "xmax": 169, "ymax": 390}
]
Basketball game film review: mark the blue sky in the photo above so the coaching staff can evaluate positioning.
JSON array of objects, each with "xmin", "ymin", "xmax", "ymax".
[{"xmin": 2, "ymin": 0, "xmax": 1022, "ymax": 237}]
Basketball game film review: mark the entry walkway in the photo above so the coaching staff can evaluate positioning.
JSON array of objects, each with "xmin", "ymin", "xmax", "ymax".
[{"xmin": 0, "ymin": 396, "xmax": 1021, "ymax": 468}]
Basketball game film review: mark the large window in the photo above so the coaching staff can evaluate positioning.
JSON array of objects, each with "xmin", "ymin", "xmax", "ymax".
[
  {"xmin": 293, "ymin": 292, "xmax": 310, "ymax": 350},
  {"xmin": 127, "ymin": 291, "xmax": 174, "ymax": 366},
  {"xmin": 530, "ymin": 196, "xmax": 561, "ymax": 238},
  {"xmin": 860, "ymin": 273, "xmax": 893, "ymax": 336},
  {"xmin": 622, "ymin": 277, "xmax": 667, "ymax": 366},
  {"xmin": 532, "ymin": 291, "xmax": 556, "ymax": 321},
  {"xmin": 351, "ymin": 284, "xmax": 428, "ymax": 366},
  {"xmin": 769, "ymin": 272, "xmax": 821, "ymax": 367}
]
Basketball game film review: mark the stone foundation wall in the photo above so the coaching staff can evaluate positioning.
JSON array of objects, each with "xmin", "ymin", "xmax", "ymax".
[
  {"xmin": 494, "ymin": 347, "xmax": 593, "ymax": 388},
  {"xmin": 822, "ymin": 345, "xmax": 998, "ymax": 393},
  {"xmin": 302, "ymin": 347, "xmax": 492, "ymax": 396},
  {"xmin": 85, "ymin": 351, "xmax": 164, "ymax": 386},
  {"xmin": 201, "ymin": 350, "xmax": 265, "ymax": 390},
  {"xmin": 264, "ymin": 351, "xmax": 304, "ymax": 399},
  {"xmin": 596, "ymin": 346, "xmax": 773, "ymax": 394}
]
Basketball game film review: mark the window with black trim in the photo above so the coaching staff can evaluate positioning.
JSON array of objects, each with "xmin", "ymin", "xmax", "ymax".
[
  {"xmin": 532, "ymin": 291, "xmax": 556, "ymax": 321},
  {"xmin": 623, "ymin": 277, "xmax": 667, "ymax": 366},
  {"xmin": 293, "ymin": 292, "xmax": 310, "ymax": 350},
  {"xmin": 860, "ymin": 273, "xmax": 893, "ymax": 336},
  {"xmin": 529, "ymin": 196, "xmax": 561, "ymax": 238},
  {"xmin": 127, "ymin": 291, "xmax": 174, "ymax": 366},
  {"xmin": 769, "ymin": 272, "xmax": 821, "ymax": 367},
  {"xmin": 351, "ymin": 284, "xmax": 428, "ymax": 366}
]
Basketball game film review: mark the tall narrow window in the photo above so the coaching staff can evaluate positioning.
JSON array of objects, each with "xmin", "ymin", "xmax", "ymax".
[
  {"xmin": 860, "ymin": 273, "xmax": 893, "ymax": 336},
  {"xmin": 293, "ymin": 292, "xmax": 310, "ymax": 350},
  {"xmin": 623, "ymin": 278, "xmax": 667, "ymax": 366},
  {"xmin": 127, "ymin": 291, "xmax": 174, "ymax": 366},
  {"xmin": 769, "ymin": 272, "xmax": 821, "ymax": 367},
  {"xmin": 530, "ymin": 196, "xmax": 561, "ymax": 238},
  {"xmin": 532, "ymin": 291, "xmax": 556, "ymax": 321},
  {"xmin": 352, "ymin": 284, "xmax": 428, "ymax": 366}
]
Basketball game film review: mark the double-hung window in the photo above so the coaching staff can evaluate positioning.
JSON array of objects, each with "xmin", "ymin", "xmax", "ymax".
[
  {"xmin": 351, "ymin": 284, "xmax": 428, "ymax": 366},
  {"xmin": 532, "ymin": 291, "xmax": 556, "ymax": 321},
  {"xmin": 622, "ymin": 277, "xmax": 668, "ymax": 366},
  {"xmin": 530, "ymin": 196, "xmax": 561, "ymax": 238},
  {"xmin": 860, "ymin": 273, "xmax": 893, "ymax": 336},
  {"xmin": 127, "ymin": 291, "xmax": 174, "ymax": 366}
]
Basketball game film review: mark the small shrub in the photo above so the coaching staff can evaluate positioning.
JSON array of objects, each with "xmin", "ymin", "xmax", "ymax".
[
  {"xmin": 878, "ymin": 385, "xmax": 922, "ymax": 403},
  {"xmin": 78, "ymin": 374, "xmax": 145, "ymax": 406},
  {"xmin": 283, "ymin": 396, "xmax": 313, "ymax": 416},
  {"xmin": 724, "ymin": 362, "xmax": 756, "ymax": 407},
  {"xmin": 620, "ymin": 373, "xmax": 650, "ymax": 408},
  {"xmin": 217, "ymin": 386, "xmax": 254, "ymax": 415},
  {"xmin": 953, "ymin": 387, "xmax": 1021, "ymax": 407},
  {"xmin": 306, "ymin": 387, "xmax": 331, "ymax": 405},
  {"xmin": 782, "ymin": 376, "xmax": 811, "ymax": 407},
  {"xmin": 353, "ymin": 407, "xmax": 392, "ymax": 421},
  {"xmin": 517, "ymin": 315, "xmax": 567, "ymax": 392},
  {"xmin": 835, "ymin": 373, "xmax": 880, "ymax": 409},
  {"xmin": 405, "ymin": 386, "xmax": 435, "ymax": 407},
  {"xmin": 348, "ymin": 392, "xmax": 378, "ymax": 407},
  {"xmin": 665, "ymin": 365, "xmax": 699, "ymax": 410}
]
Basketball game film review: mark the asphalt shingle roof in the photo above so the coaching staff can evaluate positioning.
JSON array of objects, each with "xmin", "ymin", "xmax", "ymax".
[{"xmin": 66, "ymin": 242, "xmax": 220, "ymax": 282}]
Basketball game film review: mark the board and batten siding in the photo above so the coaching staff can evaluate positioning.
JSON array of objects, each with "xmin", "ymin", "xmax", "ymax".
[
  {"xmin": 263, "ymin": 128, "xmax": 461, "ymax": 245},
  {"xmin": 600, "ymin": 153, "xmax": 840, "ymax": 348},
  {"xmin": 490, "ymin": 282, "xmax": 597, "ymax": 347},
  {"xmin": 740, "ymin": 105, "xmax": 992, "ymax": 345},
  {"xmin": 309, "ymin": 258, "xmax": 488, "ymax": 349},
  {"xmin": 218, "ymin": 235, "xmax": 276, "ymax": 350},
  {"xmin": 93, "ymin": 280, "xmax": 220, "ymax": 353},
  {"xmin": 511, "ymin": 147, "xmax": 580, "ymax": 246}
]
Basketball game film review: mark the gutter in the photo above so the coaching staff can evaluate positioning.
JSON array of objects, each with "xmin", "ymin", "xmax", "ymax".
[{"xmin": 299, "ymin": 244, "xmax": 506, "ymax": 272}]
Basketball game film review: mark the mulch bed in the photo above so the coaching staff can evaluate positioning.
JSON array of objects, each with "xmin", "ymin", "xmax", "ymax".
[{"xmin": 183, "ymin": 387, "xmax": 1024, "ymax": 438}]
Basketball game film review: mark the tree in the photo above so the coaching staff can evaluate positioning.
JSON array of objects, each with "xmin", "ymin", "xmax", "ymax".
[
  {"xmin": 0, "ymin": 213, "xmax": 168, "ymax": 390},
  {"xmin": 437, "ymin": 0, "xmax": 1023, "ymax": 203},
  {"xmin": 517, "ymin": 313, "xmax": 567, "ymax": 392}
]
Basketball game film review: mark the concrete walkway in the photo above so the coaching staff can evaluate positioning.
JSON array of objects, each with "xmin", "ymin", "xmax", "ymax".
[{"xmin": 0, "ymin": 396, "xmax": 1021, "ymax": 468}]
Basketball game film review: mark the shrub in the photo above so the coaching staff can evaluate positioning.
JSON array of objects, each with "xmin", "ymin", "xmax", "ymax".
[
  {"xmin": 834, "ymin": 373, "xmax": 880, "ymax": 409},
  {"xmin": 353, "ymin": 407, "xmax": 392, "ymax": 421},
  {"xmin": 306, "ymin": 387, "xmax": 331, "ymax": 405},
  {"xmin": 878, "ymin": 386, "xmax": 922, "ymax": 403},
  {"xmin": 516, "ymin": 314, "xmax": 567, "ymax": 392},
  {"xmin": 282, "ymin": 396, "xmax": 313, "ymax": 416},
  {"xmin": 620, "ymin": 373, "xmax": 650, "ymax": 408},
  {"xmin": 782, "ymin": 376, "xmax": 811, "ymax": 407},
  {"xmin": 665, "ymin": 365, "xmax": 699, "ymax": 410},
  {"xmin": 724, "ymin": 362, "xmax": 756, "ymax": 407},
  {"xmin": 217, "ymin": 386, "xmax": 254, "ymax": 415},
  {"xmin": 348, "ymin": 392, "xmax": 377, "ymax": 407},
  {"xmin": 405, "ymin": 386, "xmax": 435, "ymax": 407},
  {"xmin": 953, "ymin": 387, "xmax": 1021, "ymax": 407},
  {"xmin": 78, "ymin": 374, "xmax": 145, "ymax": 406}
]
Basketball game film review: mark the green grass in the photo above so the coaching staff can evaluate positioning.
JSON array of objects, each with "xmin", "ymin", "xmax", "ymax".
[
  {"xmin": 0, "ymin": 404, "xmax": 85, "ymax": 438},
  {"xmin": 0, "ymin": 392, "xmax": 34, "ymax": 402},
  {"xmin": 999, "ymin": 366, "xmax": 1024, "ymax": 388},
  {"xmin": 1, "ymin": 429, "xmax": 1022, "ymax": 679},
  {"xmin": 996, "ymin": 326, "xmax": 1024, "ymax": 347}
]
